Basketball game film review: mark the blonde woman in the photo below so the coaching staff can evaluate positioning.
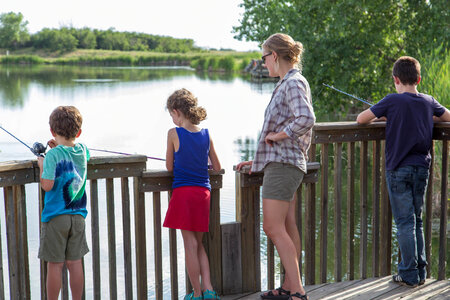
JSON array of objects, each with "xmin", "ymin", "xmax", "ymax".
[{"xmin": 237, "ymin": 33, "xmax": 315, "ymax": 300}]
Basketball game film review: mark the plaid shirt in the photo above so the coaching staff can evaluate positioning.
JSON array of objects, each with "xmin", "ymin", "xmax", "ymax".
[{"xmin": 252, "ymin": 69, "xmax": 315, "ymax": 173}]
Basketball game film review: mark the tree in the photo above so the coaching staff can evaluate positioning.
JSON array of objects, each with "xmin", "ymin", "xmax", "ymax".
[
  {"xmin": 233, "ymin": 0, "xmax": 449, "ymax": 114},
  {"xmin": 0, "ymin": 12, "xmax": 30, "ymax": 49}
]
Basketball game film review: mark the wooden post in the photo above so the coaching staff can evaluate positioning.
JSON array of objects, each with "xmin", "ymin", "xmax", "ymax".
[
  {"xmin": 372, "ymin": 140, "xmax": 381, "ymax": 277},
  {"xmin": 121, "ymin": 177, "xmax": 133, "ymax": 300},
  {"xmin": 134, "ymin": 176, "xmax": 147, "ymax": 299},
  {"xmin": 360, "ymin": 141, "xmax": 368, "ymax": 279},
  {"xmin": 334, "ymin": 143, "xmax": 342, "ymax": 282},
  {"xmin": 320, "ymin": 144, "xmax": 329, "ymax": 283},
  {"xmin": 438, "ymin": 140, "xmax": 448, "ymax": 280},
  {"xmin": 90, "ymin": 179, "xmax": 101, "ymax": 300},
  {"xmin": 425, "ymin": 142, "xmax": 434, "ymax": 278},
  {"xmin": 347, "ymin": 142, "xmax": 355, "ymax": 280},
  {"xmin": 106, "ymin": 178, "xmax": 117, "ymax": 300},
  {"xmin": 153, "ymin": 192, "xmax": 163, "ymax": 300},
  {"xmin": 221, "ymin": 222, "xmax": 242, "ymax": 294},
  {"xmin": 305, "ymin": 145, "xmax": 316, "ymax": 285}
]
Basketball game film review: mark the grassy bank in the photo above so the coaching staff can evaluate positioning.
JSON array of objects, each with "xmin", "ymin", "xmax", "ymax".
[{"xmin": 0, "ymin": 49, "xmax": 260, "ymax": 72}]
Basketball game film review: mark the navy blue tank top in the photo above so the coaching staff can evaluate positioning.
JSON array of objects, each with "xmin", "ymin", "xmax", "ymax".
[{"xmin": 173, "ymin": 127, "xmax": 211, "ymax": 190}]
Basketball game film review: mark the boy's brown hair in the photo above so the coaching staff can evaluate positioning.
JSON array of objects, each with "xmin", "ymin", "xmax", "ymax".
[
  {"xmin": 49, "ymin": 106, "xmax": 83, "ymax": 140},
  {"xmin": 392, "ymin": 56, "xmax": 421, "ymax": 85},
  {"xmin": 166, "ymin": 88, "xmax": 207, "ymax": 125}
]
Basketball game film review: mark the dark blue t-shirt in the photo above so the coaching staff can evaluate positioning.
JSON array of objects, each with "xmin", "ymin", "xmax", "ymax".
[
  {"xmin": 370, "ymin": 92, "xmax": 445, "ymax": 171},
  {"xmin": 173, "ymin": 127, "xmax": 211, "ymax": 190}
]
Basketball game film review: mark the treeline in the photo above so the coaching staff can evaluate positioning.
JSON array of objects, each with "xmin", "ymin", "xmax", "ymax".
[
  {"xmin": 30, "ymin": 27, "xmax": 198, "ymax": 53},
  {"xmin": 0, "ymin": 12, "xmax": 198, "ymax": 53}
]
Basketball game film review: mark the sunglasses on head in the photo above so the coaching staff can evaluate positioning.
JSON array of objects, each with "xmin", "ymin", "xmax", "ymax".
[{"xmin": 261, "ymin": 52, "xmax": 273, "ymax": 63}]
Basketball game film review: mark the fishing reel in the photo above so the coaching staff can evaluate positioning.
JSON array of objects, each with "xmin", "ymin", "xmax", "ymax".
[{"xmin": 31, "ymin": 142, "xmax": 47, "ymax": 157}]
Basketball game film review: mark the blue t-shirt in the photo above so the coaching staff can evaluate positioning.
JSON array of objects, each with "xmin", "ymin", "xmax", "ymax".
[
  {"xmin": 370, "ymin": 92, "xmax": 445, "ymax": 170},
  {"xmin": 41, "ymin": 143, "xmax": 90, "ymax": 222},
  {"xmin": 173, "ymin": 127, "xmax": 211, "ymax": 190}
]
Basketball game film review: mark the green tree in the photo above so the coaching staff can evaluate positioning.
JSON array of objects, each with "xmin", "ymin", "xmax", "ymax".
[
  {"xmin": 0, "ymin": 12, "xmax": 30, "ymax": 49},
  {"xmin": 233, "ymin": 0, "xmax": 449, "ymax": 114},
  {"xmin": 32, "ymin": 28, "xmax": 78, "ymax": 52}
]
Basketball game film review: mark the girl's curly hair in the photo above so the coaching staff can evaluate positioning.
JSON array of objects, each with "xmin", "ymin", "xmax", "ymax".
[{"xmin": 166, "ymin": 88, "xmax": 207, "ymax": 125}]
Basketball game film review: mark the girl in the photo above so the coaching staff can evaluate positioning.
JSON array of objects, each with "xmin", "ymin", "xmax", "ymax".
[
  {"xmin": 237, "ymin": 33, "xmax": 315, "ymax": 300},
  {"xmin": 163, "ymin": 88, "xmax": 221, "ymax": 300}
]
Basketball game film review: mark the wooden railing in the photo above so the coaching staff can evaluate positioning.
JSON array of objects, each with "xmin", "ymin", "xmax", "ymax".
[
  {"xmin": 0, "ymin": 121, "xmax": 448, "ymax": 299},
  {"xmin": 234, "ymin": 121, "xmax": 448, "ymax": 292}
]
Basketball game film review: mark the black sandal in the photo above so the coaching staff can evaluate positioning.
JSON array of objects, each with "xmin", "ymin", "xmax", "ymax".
[
  {"xmin": 260, "ymin": 287, "xmax": 291, "ymax": 299},
  {"xmin": 289, "ymin": 292, "xmax": 308, "ymax": 300}
]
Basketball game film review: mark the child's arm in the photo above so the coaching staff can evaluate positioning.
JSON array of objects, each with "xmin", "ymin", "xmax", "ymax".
[
  {"xmin": 433, "ymin": 108, "xmax": 450, "ymax": 122},
  {"xmin": 209, "ymin": 138, "xmax": 221, "ymax": 172},
  {"xmin": 356, "ymin": 108, "xmax": 377, "ymax": 124},
  {"xmin": 166, "ymin": 128, "xmax": 176, "ymax": 171},
  {"xmin": 37, "ymin": 157, "xmax": 54, "ymax": 191}
]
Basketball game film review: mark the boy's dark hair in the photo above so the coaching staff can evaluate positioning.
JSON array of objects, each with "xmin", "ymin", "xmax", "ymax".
[
  {"xmin": 166, "ymin": 88, "xmax": 207, "ymax": 125},
  {"xmin": 392, "ymin": 56, "xmax": 421, "ymax": 85},
  {"xmin": 49, "ymin": 106, "xmax": 83, "ymax": 140}
]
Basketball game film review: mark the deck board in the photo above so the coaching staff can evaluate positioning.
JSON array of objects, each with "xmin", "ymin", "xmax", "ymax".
[{"xmin": 227, "ymin": 276, "xmax": 449, "ymax": 300}]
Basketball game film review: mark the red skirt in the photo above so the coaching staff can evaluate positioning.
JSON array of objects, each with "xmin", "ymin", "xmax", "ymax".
[{"xmin": 163, "ymin": 186, "xmax": 211, "ymax": 232}]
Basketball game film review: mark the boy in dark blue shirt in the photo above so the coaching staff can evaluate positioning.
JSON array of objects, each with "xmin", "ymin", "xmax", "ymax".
[{"xmin": 357, "ymin": 56, "xmax": 450, "ymax": 287}]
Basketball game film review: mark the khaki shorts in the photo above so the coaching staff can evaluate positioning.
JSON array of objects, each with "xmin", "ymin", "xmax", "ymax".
[
  {"xmin": 262, "ymin": 162, "xmax": 304, "ymax": 201},
  {"xmin": 39, "ymin": 214, "xmax": 89, "ymax": 262}
]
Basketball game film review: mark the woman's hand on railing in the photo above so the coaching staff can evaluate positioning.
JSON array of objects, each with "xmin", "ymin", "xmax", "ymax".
[{"xmin": 236, "ymin": 161, "xmax": 253, "ymax": 174}]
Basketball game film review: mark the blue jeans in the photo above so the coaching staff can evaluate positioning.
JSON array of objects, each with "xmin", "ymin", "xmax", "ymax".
[{"xmin": 386, "ymin": 165, "xmax": 428, "ymax": 285}]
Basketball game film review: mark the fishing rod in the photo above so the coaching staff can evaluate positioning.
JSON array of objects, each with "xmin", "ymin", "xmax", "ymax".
[
  {"xmin": 323, "ymin": 83, "xmax": 374, "ymax": 106},
  {"xmin": 89, "ymin": 148, "xmax": 165, "ymax": 161},
  {"xmin": 0, "ymin": 125, "xmax": 47, "ymax": 157}
]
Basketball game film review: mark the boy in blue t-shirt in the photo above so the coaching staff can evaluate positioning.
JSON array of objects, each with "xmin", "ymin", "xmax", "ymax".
[
  {"xmin": 357, "ymin": 56, "xmax": 450, "ymax": 287},
  {"xmin": 37, "ymin": 106, "xmax": 90, "ymax": 300}
]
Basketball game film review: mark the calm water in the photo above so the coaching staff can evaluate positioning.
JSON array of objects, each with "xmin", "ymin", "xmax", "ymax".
[{"xmin": 0, "ymin": 65, "xmax": 446, "ymax": 299}]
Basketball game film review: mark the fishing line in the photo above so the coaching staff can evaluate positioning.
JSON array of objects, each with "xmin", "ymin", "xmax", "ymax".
[
  {"xmin": 0, "ymin": 125, "xmax": 46, "ymax": 157},
  {"xmin": 89, "ymin": 148, "xmax": 165, "ymax": 161},
  {"xmin": 323, "ymin": 83, "xmax": 374, "ymax": 106}
]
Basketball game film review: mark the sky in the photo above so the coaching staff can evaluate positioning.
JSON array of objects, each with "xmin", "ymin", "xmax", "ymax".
[{"xmin": 1, "ymin": 0, "xmax": 260, "ymax": 51}]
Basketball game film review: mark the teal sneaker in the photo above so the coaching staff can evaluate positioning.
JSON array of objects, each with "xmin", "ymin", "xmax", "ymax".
[
  {"xmin": 203, "ymin": 289, "xmax": 219, "ymax": 299},
  {"xmin": 184, "ymin": 291, "xmax": 203, "ymax": 300}
]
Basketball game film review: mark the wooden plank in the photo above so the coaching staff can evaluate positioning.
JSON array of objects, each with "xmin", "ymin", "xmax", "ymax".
[
  {"xmin": 360, "ymin": 141, "xmax": 368, "ymax": 279},
  {"xmin": 153, "ymin": 192, "xmax": 163, "ymax": 300},
  {"xmin": 372, "ymin": 140, "xmax": 380, "ymax": 277},
  {"xmin": 39, "ymin": 187, "xmax": 47, "ymax": 300},
  {"xmin": 88, "ymin": 155, "xmax": 147, "ymax": 165},
  {"xmin": 62, "ymin": 265, "xmax": 69, "ymax": 300},
  {"xmin": 0, "ymin": 168, "xmax": 36, "ymax": 187},
  {"xmin": 371, "ymin": 278, "xmax": 439, "ymax": 300},
  {"xmin": 207, "ymin": 188, "xmax": 223, "ymax": 293},
  {"xmin": 320, "ymin": 143, "xmax": 329, "ymax": 283},
  {"xmin": 133, "ymin": 177, "xmax": 147, "ymax": 299},
  {"xmin": 438, "ymin": 140, "xmax": 448, "ymax": 280},
  {"xmin": 347, "ymin": 142, "xmax": 355, "ymax": 280},
  {"xmin": 334, "ymin": 143, "xmax": 342, "ymax": 282},
  {"xmin": 16, "ymin": 185, "xmax": 30, "ymax": 298},
  {"xmin": 305, "ymin": 181, "xmax": 316, "ymax": 284},
  {"xmin": 296, "ymin": 186, "xmax": 303, "ymax": 278},
  {"xmin": 167, "ymin": 191, "xmax": 178, "ymax": 300},
  {"xmin": 88, "ymin": 161, "xmax": 146, "ymax": 180},
  {"xmin": 267, "ymin": 239, "xmax": 274, "ymax": 290},
  {"xmin": 306, "ymin": 278, "xmax": 364, "ymax": 299},
  {"xmin": 4, "ymin": 186, "xmax": 19, "ymax": 300},
  {"xmin": 425, "ymin": 141, "xmax": 434, "ymax": 278},
  {"xmin": 379, "ymin": 141, "xmax": 390, "ymax": 276},
  {"xmin": 394, "ymin": 280, "xmax": 450, "ymax": 300},
  {"xmin": 120, "ymin": 177, "xmax": 133, "ymax": 300},
  {"xmin": 106, "ymin": 178, "xmax": 117, "ymax": 300},
  {"xmin": 333, "ymin": 276, "xmax": 398, "ymax": 300},
  {"xmin": 89, "ymin": 179, "xmax": 101, "ymax": 300},
  {"xmin": 0, "ymin": 212, "xmax": 4, "ymax": 300},
  {"xmin": 221, "ymin": 222, "xmax": 242, "ymax": 295}
]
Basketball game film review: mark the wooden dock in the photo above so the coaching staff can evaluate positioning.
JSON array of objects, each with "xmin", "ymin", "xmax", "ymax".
[{"xmin": 223, "ymin": 276, "xmax": 450, "ymax": 300}]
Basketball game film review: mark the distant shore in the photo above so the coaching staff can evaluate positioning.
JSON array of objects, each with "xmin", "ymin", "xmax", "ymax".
[{"xmin": 0, "ymin": 48, "xmax": 260, "ymax": 72}]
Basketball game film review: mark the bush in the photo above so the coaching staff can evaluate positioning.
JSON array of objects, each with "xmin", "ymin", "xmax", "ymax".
[{"xmin": 0, "ymin": 55, "xmax": 44, "ymax": 64}]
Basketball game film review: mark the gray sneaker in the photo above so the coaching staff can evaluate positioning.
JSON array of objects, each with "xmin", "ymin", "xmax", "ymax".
[{"xmin": 392, "ymin": 274, "xmax": 418, "ymax": 287}]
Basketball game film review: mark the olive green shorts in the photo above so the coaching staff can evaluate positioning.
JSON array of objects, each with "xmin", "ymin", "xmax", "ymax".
[
  {"xmin": 38, "ymin": 214, "xmax": 89, "ymax": 262},
  {"xmin": 262, "ymin": 162, "xmax": 305, "ymax": 201}
]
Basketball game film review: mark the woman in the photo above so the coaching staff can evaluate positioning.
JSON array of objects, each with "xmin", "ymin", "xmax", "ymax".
[{"xmin": 236, "ymin": 33, "xmax": 315, "ymax": 300}]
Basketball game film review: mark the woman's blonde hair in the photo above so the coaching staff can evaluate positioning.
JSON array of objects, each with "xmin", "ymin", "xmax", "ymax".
[
  {"xmin": 262, "ymin": 33, "xmax": 304, "ymax": 68},
  {"xmin": 166, "ymin": 88, "xmax": 207, "ymax": 125}
]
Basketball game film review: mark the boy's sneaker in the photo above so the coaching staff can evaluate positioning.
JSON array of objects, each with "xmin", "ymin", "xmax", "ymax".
[
  {"xmin": 392, "ymin": 274, "xmax": 418, "ymax": 287},
  {"xmin": 203, "ymin": 289, "xmax": 220, "ymax": 299},
  {"xmin": 184, "ymin": 291, "xmax": 203, "ymax": 300},
  {"xmin": 419, "ymin": 279, "xmax": 425, "ymax": 286}
]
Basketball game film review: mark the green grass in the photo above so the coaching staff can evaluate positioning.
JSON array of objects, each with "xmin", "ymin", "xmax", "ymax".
[{"xmin": 0, "ymin": 48, "xmax": 260, "ymax": 72}]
